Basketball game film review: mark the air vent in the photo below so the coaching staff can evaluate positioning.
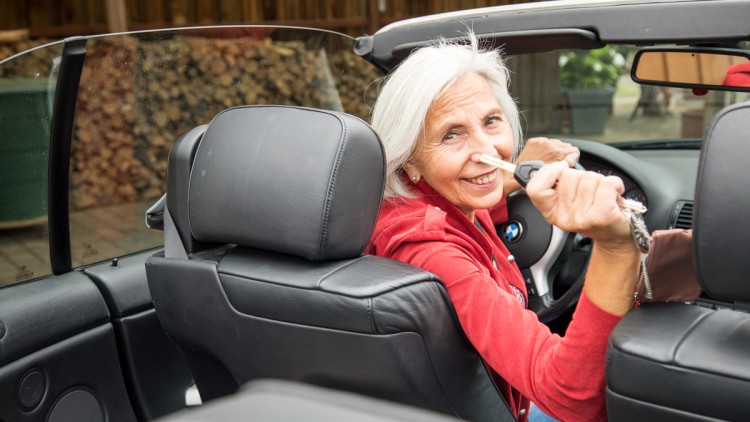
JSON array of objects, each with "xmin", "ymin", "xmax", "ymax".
[{"xmin": 669, "ymin": 201, "xmax": 693, "ymax": 229}]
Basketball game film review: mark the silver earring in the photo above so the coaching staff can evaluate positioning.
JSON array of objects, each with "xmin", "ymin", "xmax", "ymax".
[{"xmin": 412, "ymin": 175, "xmax": 418, "ymax": 182}]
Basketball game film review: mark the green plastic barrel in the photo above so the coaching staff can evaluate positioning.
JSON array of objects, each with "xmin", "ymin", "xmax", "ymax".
[{"xmin": 0, "ymin": 78, "xmax": 52, "ymax": 229}]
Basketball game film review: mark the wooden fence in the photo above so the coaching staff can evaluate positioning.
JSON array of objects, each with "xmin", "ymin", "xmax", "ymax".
[{"xmin": 1, "ymin": 0, "xmax": 538, "ymax": 39}]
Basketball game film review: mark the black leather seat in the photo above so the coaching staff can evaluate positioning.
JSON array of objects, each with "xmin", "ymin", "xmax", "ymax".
[
  {"xmin": 145, "ymin": 105, "xmax": 514, "ymax": 421},
  {"xmin": 606, "ymin": 101, "xmax": 750, "ymax": 421},
  {"xmin": 159, "ymin": 379, "xmax": 461, "ymax": 421}
]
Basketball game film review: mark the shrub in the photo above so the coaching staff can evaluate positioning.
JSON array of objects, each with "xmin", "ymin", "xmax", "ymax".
[{"xmin": 560, "ymin": 46, "xmax": 627, "ymax": 89}]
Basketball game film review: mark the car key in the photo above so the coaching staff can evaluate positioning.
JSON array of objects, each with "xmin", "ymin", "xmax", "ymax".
[
  {"xmin": 478, "ymin": 155, "xmax": 544, "ymax": 187},
  {"xmin": 478, "ymin": 154, "xmax": 648, "ymax": 213},
  {"xmin": 479, "ymin": 154, "xmax": 652, "ymax": 257}
]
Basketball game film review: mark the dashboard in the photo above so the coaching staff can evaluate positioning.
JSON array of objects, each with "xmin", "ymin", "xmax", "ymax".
[
  {"xmin": 578, "ymin": 156, "xmax": 648, "ymax": 209},
  {"xmin": 566, "ymin": 139, "xmax": 700, "ymax": 231}
]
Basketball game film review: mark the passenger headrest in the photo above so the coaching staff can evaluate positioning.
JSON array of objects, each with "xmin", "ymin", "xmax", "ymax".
[
  {"xmin": 694, "ymin": 100, "xmax": 750, "ymax": 302},
  {"xmin": 187, "ymin": 106, "xmax": 385, "ymax": 261}
]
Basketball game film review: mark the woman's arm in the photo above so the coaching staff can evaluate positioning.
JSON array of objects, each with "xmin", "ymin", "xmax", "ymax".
[
  {"xmin": 585, "ymin": 240, "xmax": 641, "ymax": 315},
  {"xmin": 390, "ymin": 241, "xmax": 620, "ymax": 421},
  {"xmin": 525, "ymin": 161, "xmax": 641, "ymax": 316}
]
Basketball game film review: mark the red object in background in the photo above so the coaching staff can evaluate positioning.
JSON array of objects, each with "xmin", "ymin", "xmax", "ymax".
[
  {"xmin": 722, "ymin": 61, "xmax": 750, "ymax": 87},
  {"xmin": 692, "ymin": 88, "xmax": 709, "ymax": 96}
]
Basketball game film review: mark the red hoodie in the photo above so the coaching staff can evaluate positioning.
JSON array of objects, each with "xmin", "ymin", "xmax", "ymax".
[{"xmin": 365, "ymin": 179, "xmax": 621, "ymax": 422}]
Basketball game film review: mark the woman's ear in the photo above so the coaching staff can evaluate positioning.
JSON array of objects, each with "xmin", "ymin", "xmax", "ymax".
[{"xmin": 403, "ymin": 161, "xmax": 421, "ymax": 184}]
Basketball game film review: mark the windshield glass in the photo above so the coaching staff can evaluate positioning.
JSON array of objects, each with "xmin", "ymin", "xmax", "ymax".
[
  {"xmin": 508, "ymin": 46, "xmax": 750, "ymax": 145},
  {"xmin": 0, "ymin": 27, "xmax": 382, "ymax": 286}
]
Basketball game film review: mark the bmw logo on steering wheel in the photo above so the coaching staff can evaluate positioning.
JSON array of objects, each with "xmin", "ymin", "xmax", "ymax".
[{"xmin": 502, "ymin": 220, "xmax": 523, "ymax": 243}]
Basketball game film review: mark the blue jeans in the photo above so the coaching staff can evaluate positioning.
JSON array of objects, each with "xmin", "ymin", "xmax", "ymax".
[{"xmin": 528, "ymin": 403, "xmax": 559, "ymax": 422}]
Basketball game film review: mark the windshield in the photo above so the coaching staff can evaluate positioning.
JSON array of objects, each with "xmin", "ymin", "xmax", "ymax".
[
  {"xmin": 0, "ymin": 27, "xmax": 382, "ymax": 287},
  {"xmin": 508, "ymin": 46, "xmax": 750, "ymax": 145}
]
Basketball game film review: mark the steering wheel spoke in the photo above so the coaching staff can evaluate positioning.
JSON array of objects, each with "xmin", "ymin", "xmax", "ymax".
[
  {"xmin": 528, "ymin": 225, "xmax": 568, "ymax": 297},
  {"xmin": 498, "ymin": 190, "xmax": 591, "ymax": 323}
]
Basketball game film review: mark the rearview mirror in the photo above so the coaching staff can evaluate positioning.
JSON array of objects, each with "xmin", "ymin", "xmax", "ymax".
[{"xmin": 632, "ymin": 47, "xmax": 750, "ymax": 91}]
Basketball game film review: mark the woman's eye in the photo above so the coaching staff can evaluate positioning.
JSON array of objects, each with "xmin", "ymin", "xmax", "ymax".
[
  {"xmin": 441, "ymin": 131, "xmax": 459, "ymax": 142},
  {"xmin": 485, "ymin": 115, "xmax": 503, "ymax": 126}
]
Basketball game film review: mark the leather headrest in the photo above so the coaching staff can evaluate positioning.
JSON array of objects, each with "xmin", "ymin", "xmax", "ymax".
[
  {"xmin": 187, "ymin": 105, "xmax": 385, "ymax": 261},
  {"xmin": 694, "ymin": 100, "xmax": 750, "ymax": 302}
]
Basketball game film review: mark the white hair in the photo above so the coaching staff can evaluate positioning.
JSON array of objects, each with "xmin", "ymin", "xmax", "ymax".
[{"xmin": 371, "ymin": 33, "xmax": 523, "ymax": 200}]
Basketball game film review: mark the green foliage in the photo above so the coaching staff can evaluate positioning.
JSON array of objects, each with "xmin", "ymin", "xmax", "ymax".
[{"xmin": 560, "ymin": 46, "xmax": 627, "ymax": 89}]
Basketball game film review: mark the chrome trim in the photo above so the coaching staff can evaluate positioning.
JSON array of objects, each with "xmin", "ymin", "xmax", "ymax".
[
  {"xmin": 186, "ymin": 384, "xmax": 203, "ymax": 407},
  {"xmin": 529, "ymin": 225, "xmax": 568, "ymax": 297}
]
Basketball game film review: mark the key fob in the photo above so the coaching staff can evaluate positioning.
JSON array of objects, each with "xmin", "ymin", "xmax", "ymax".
[{"xmin": 514, "ymin": 160, "xmax": 545, "ymax": 188}]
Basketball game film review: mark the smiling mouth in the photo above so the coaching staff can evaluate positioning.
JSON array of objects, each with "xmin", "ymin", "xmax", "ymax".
[{"xmin": 464, "ymin": 170, "xmax": 498, "ymax": 185}]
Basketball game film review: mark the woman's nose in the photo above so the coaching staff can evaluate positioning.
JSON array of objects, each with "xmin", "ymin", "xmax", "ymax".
[{"xmin": 471, "ymin": 130, "xmax": 499, "ymax": 155}]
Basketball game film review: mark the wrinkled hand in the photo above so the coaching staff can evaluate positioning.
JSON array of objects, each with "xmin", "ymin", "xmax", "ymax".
[
  {"xmin": 517, "ymin": 137, "xmax": 580, "ymax": 167},
  {"xmin": 504, "ymin": 137, "xmax": 579, "ymax": 192},
  {"xmin": 524, "ymin": 161, "xmax": 635, "ymax": 250}
]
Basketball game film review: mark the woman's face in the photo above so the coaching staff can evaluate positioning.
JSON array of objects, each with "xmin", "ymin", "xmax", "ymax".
[{"xmin": 406, "ymin": 73, "xmax": 515, "ymax": 220}]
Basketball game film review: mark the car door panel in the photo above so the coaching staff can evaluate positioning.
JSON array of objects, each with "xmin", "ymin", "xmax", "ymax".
[
  {"xmin": 0, "ymin": 272, "xmax": 108, "ymax": 365},
  {"xmin": 0, "ymin": 272, "xmax": 137, "ymax": 421},
  {"xmin": 0, "ymin": 325, "xmax": 137, "ymax": 422}
]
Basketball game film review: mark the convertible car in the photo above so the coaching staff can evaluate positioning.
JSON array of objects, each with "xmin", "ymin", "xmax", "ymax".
[{"xmin": 1, "ymin": 0, "xmax": 749, "ymax": 421}]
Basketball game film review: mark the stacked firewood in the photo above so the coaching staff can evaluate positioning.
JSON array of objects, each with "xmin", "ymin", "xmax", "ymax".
[
  {"xmin": 0, "ymin": 38, "xmax": 56, "ymax": 77},
  {"xmin": 72, "ymin": 37, "xmax": 140, "ymax": 209},
  {"xmin": 2, "ymin": 34, "xmax": 381, "ymax": 210}
]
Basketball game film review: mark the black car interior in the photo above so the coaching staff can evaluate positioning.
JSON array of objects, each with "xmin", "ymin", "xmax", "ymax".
[
  {"xmin": 606, "ymin": 101, "xmax": 750, "ymax": 421},
  {"xmin": 144, "ymin": 105, "xmax": 516, "ymax": 422}
]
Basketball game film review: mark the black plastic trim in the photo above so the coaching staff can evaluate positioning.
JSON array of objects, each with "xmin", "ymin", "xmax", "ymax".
[
  {"xmin": 112, "ymin": 309, "xmax": 193, "ymax": 420},
  {"xmin": 83, "ymin": 250, "xmax": 156, "ymax": 319},
  {"xmin": 387, "ymin": 28, "xmax": 602, "ymax": 67},
  {"xmin": 49, "ymin": 36, "xmax": 87, "ymax": 275},
  {"xmin": 368, "ymin": 1, "xmax": 750, "ymax": 71}
]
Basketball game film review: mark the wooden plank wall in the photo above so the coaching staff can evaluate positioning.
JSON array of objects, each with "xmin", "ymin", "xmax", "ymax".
[
  {"xmin": 1, "ymin": 0, "xmax": 108, "ymax": 37},
  {"xmin": 1, "ymin": 0, "xmax": 538, "ymax": 39}
]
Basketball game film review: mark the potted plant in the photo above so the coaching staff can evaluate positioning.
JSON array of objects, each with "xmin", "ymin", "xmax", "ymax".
[{"xmin": 560, "ymin": 46, "xmax": 627, "ymax": 135}]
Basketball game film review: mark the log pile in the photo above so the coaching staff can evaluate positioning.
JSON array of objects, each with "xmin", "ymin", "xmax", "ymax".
[
  {"xmin": 2, "ymin": 33, "xmax": 382, "ymax": 210},
  {"xmin": 0, "ymin": 38, "xmax": 56, "ymax": 77},
  {"xmin": 73, "ymin": 37, "xmax": 140, "ymax": 209}
]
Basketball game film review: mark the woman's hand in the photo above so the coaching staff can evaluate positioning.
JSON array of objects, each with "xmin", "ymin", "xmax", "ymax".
[
  {"xmin": 518, "ymin": 137, "xmax": 580, "ymax": 167},
  {"xmin": 503, "ymin": 137, "xmax": 580, "ymax": 193},
  {"xmin": 525, "ymin": 161, "xmax": 634, "ymax": 251},
  {"xmin": 525, "ymin": 161, "xmax": 641, "ymax": 315}
]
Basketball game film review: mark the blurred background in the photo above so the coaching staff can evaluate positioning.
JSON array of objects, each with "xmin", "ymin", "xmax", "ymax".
[{"xmin": 1, "ymin": 0, "xmax": 543, "ymax": 58}]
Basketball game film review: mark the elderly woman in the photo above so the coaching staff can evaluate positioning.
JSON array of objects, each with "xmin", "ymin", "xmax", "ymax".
[{"xmin": 366, "ymin": 35, "xmax": 640, "ymax": 422}]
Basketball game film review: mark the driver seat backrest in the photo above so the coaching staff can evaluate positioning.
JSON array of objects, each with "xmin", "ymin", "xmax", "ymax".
[
  {"xmin": 606, "ymin": 100, "xmax": 750, "ymax": 421},
  {"xmin": 145, "ymin": 105, "xmax": 514, "ymax": 422}
]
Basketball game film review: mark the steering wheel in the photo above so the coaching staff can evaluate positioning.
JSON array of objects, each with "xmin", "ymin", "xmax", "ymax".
[{"xmin": 495, "ymin": 164, "xmax": 591, "ymax": 324}]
